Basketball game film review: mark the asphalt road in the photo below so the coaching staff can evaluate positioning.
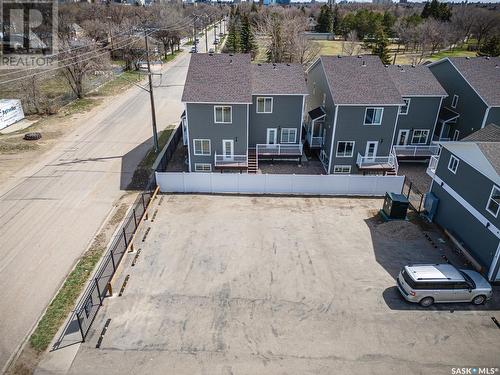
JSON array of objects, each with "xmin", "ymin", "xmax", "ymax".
[{"xmin": 0, "ymin": 48, "xmax": 192, "ymax": 371}]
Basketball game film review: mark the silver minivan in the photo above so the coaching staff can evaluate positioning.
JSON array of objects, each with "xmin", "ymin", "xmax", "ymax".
[{"xmin": 397, "ymin": 264, "xmax": 493, "ymax": 307}]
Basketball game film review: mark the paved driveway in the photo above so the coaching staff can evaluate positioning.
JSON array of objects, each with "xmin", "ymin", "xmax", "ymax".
[{"xmin": 66, "ymin": 195, "xmax": 500, "ymax": 375}]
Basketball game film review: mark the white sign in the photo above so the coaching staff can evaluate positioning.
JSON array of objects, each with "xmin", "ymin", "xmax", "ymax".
[{"xmin": 0, "ymin": 99, "xmax": 25, "ymax": 130}]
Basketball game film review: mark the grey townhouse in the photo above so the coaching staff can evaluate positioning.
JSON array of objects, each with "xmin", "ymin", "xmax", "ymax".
[
  {"xmin": 304, "ymin": 55, "xmax": 446, "ymax": 175},
  {"xmin": 426, "ymin": 123, "xmax": 500, "ymax": 282},
  {"xmin": 428, "ymin": 56, "xmax": 500, "ymax": 141},
  {"xmin": 180, "ymin": 53, "xmax": 308, "ymax": 173}
]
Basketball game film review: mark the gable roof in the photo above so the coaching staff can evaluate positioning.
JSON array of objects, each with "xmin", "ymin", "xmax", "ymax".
[
  {"xmin": 319, "ymin": 55, "xmax": 404, "ymax": 105},
  {"xmin": 385, "ymin": 65, "xmax": 447, "ymax": 97},
  {"xmin": 182, "ymin": 53, "xmax": 252, "ymax": 103},
  {"xmin": 182, "ymin": 54, "xmax": 307, "ymax": 103},
  {"xmin": 441, "ymin": 57, "xmax": 500, "ymax": 107},
  {"xmin": 443, "ymin": 123, "xmax": 500, "ymax": 185},
  {"xmin": 251, "ymin": 63, "xmax": 308, "ymax": 95}
]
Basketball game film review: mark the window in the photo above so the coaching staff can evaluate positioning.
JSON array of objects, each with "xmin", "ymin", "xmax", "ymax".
[
  {"xmin": 214, "ymin": 106, "xmax": 232, "ymax": 123},
  {"xmin": 451, "ymin": 95, "xmax": 459, "ymax": 108},
  {"xmin": 399, "ymin": 98, "xmax": 410, "ymax": 115},
  {"xmin": 364, "ymin": 108, "xmax": 383, "ymax": 125},
  {"xmin": 486, "ymin": 185, "xmax": 500, "ymax": 218},
  {"xmin": 411, "ymin": 129, "xmax": 429, "ymax": 145},
  {"xmin": 193, "ymin": 139, "xmax": 211, "ymax": 156},
  {"xmin": 336, "ymin": 141, "xmax": 355, "ymax": 157},
  {"xmin": 281, "ymin": 128, "xmax": 297, "ymax": 143},
  {"xmin": 448, "ymin": 155, "xmax": 459, "ymax": 174},
  {"xmin": 194, "ymin": 163, "xmax": 212, "ymax": 172},
  {"xmin": 256, "ymin": 97, "xmax": 273, "ymax": 113},
  {"xmin": 453, "ymin": 130, "xmax": 460, "ymax": 141},
  {"xmin": 333, "ymin": 165, "xmax": 351, "ymax": 174}
]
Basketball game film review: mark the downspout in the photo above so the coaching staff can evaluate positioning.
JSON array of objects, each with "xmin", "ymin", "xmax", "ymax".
[{"xmin": 327, "ymin": 105, "xmax": 339, "ymax": 175}]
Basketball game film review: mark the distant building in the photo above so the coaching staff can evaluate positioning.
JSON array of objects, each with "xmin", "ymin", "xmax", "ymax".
[{"xmin": 372, "ymin": 0, "xmax": 392, "ymax": 4}]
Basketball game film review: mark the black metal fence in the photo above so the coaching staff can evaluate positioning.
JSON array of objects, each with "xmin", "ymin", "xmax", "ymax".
[
  {"xmin": 154, "ymin": 122, "xmax": 183, "ymax": 172},
  {"xmin": 402, "ymin": 177, "xmax": 424, "ymax": 213},
  {"xmin": 75, "ymin": 186, "xmax": 155, "ymax": 341}
]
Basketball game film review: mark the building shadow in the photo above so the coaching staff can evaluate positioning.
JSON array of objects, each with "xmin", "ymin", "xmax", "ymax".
[
  {"xmin": 364, "ymin": 212, "xmax": 500, "ymax": 311},
  {"xmin": 120, "ymin": 135, "xmax": 156, "ymax": 191}
]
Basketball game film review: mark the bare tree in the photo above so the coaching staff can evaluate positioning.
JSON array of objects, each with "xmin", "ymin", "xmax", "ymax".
[
  {"xmin": 470, "ymin": 8, "xmax": 500, "ymax": 49},
  {"xmin": 341, "ymin": 31, "xmax": 360, "ymax": 56}
]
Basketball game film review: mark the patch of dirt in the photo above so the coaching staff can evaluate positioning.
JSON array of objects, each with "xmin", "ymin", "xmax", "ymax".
[
  {"xmin": 6, "ymin": 345, "xmax": 39, "ymax": 375},
  {"xmin": 376, "ymin": 220, "xmax": 423, "ymax": 241}
]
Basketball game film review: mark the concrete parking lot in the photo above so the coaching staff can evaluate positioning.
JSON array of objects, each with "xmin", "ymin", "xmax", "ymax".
[{"xmin": 67, "ymin": 195, "xmax": 500, "ymax": 375}]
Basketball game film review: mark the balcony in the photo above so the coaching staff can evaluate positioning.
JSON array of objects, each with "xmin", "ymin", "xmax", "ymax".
[
  {"xmin": 306, "ymin": 130, "xmax": 323, "ymax": 148},
  {"xmin": 392, "ymin": 145, "xmax": 440, "ymax": 159},
  {"xmin": 214, "ymin": 153, "xmax": 248, "ymax": 168},
  {"xmin": 426, "ymin": 155, "xmax": 439, "ymax": 177},
  {"xmin": 356, "ymin": 153, "xmax": 397, "ymax": 172},
  {"xmin": 256, "ymin": 143, "xmax": 303, "ymax": 156}
]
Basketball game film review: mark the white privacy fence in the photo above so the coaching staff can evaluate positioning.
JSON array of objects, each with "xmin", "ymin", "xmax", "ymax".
[{"xmin": 156, "ymin": 172, "xmax": 404, "ymax": 196}]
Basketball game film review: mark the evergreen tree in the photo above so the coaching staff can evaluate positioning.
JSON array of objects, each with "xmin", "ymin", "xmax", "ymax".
[
  {"xmin": 371, "ymin": 29, "xmax": 392, "ymax": 65},
  {"xmin": 240, "ymin": 15, "xmax": 257, "ymax": 57},
  {"xmin": 479, "ymin": 35, "xmax": 500, "ymax": 57},
  {"xmin": 225, "ymin": 17, "xmax": 241, "ymax": 53},
  {"xmin": 332, "ymin": 5, "xmax": 340, "ymax": 35},
  {"xmin": 316, "ymin": 5, "xmax": 333, "ymax": 33},
  {"xmin": 421, "ymin": 0, "xmax": 451, "ymax": 21},
  {"xmin": 251, "ymin": 1, "xmax": 257, "ymax": 13}
]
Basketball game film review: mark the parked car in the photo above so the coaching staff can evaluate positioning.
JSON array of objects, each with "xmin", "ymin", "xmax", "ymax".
[
  {"xmin": 397, "ymin": 264, "xmax": 492, "ymax": 307},
  {"xmin": 208, "ymin": 48, "xmax": 215, "ymax": 54},
  {"xmin": 190, "ymin": 46, "xmax": 197, "ymax": 53}
]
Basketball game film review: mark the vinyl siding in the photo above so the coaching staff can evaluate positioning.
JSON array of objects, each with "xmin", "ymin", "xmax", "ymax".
[{"xmin": 394, "ymin": 96, "xmax": 441, "ymax": 145}]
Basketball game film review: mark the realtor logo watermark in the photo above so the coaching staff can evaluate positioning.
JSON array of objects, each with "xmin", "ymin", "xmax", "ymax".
[
  {"xmin": 0, "ymin": 0, "xmax": 58, "ymax": 69},
  {"xmin": 451, "ymin": 368, "xmax": 499, "ymax": 375}
]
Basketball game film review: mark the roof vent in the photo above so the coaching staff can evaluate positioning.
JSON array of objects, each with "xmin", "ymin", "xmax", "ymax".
[
  {"xmin": 229, "ymin": 53, "xmax": 233, "ymax": 57},
  {"xmin": 229, "ymin": 59, "xmax": 233, "ymax": 64},
  {"xmin": 384, "ymin": 64, "xmax": 388, "ymax": 67},
  {"xmin": 466, "ymin": 56, "xmax": 470, "ymax": 60},
  {"xmin": 496, "ymin": 64, "xmax": 499, "ymax": 69},
  {"xmin": 286, "ymin": 63, "xmax": 290, "ymax": 66},
  {"xmin": 273, "ymin": 65, "xmax": 277, "ymax": 69},
  {"xmin": 485, "ymin": 56, "xmax": 490, "ymax": 60},
  {"xmin": 357, "ymin": 55, "xmax": 362, "ymax": 58},
  {"xmin": 411, "ymin": 64, "xmax": 415, "ymax": 68},
  {"xmin": 397, "ymin": 64, "xmax": 401, "ymax": 68}
]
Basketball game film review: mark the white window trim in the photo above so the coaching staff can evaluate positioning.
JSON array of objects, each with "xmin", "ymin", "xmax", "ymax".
[
  {"xmin": 448, "ymin": 155, "xmax": 459, "ymax": 174},
  {"xmin": 363, "ymin": 107, "xmax": 384, "ymax": 126},
  {"xmin": 194, "ymin": 163, "xmax": 212, "ymax": 172},
  {"xmin": 336, "ymin": 141, "xmax": 355, "ymax": 158},
  {"xmin": 333, "ymin": 165, "xmax": 351, "ymax": 174},
  {"xmin": 486, "ymin": 185, "xmax": 500, "ymax": 218},
  {"xmin": 256, "ymin": 97, "xmax": 273, "ymax": 114},
  {"xmin": 453, "ymin": 129, "xmax": 460, "ymax": 141},
  {"xmin": 193, "ymin": 139, "xmax": 211, "ymax": 156},
  {"xmin": 399, "ymin": 98, "xmax": 410, "ymax": 115},
  {"xmin": 451, "ymin": 95, "xmax": 459, "ymax": 109},
  {"xmin": 214, "ymin": 105, "xmax": 232, "ymax": 124},
  {"xmin": 411, "ymin": 129, "xmax": 430, "ymax": 145},
  {"xmin": 280, "ymin": 128, "xmax": 297, "ymax": 144}
]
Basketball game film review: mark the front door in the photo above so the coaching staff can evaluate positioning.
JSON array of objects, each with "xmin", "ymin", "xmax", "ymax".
[
  {"xmin": 222, "ymin": 139, "xmax": 234, "ymax": 160},
  {"xmin": 365, "ymin": 141, "xmax": 378, "ymax": 160},
  {"xmin": 397, "ymin": 130, "xmax": 410, "ymax": 145},
  {"xmin": 266, "ymin": 128, "xmax": 277, "ymax": 144}
]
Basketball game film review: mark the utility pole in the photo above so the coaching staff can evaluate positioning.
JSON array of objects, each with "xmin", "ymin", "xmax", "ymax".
[
  {"xmin": 214, "ymin": 24, "xmax": 217, "ymax": 52},
  {"xmin": 205, "ymin": 24, "xmax": 208, "ymax": 52},
  {"xmin": 144, "ymin": 30, "xmax": 159, "ymax": 153}
]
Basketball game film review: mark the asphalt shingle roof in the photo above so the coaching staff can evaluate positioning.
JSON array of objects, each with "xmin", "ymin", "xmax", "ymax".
[
  {"xmin": 251, "ymin": 63, "xmax": 308, "ymax": 95},
  {"xmin": 182, "ymin": 53, "xmax": 252, "ymax": 103},
  {"xmin": 462, "ymin": 123, "xmax": 500, "ymax": 142},
  {"xmin": 319, "ymin": 55, "xmax": 404, "ymax": 105},
  {"xmin": 447, "ymin": 57, "xmax": 500, "ymax": 107},
  {"xmin": 386, "ymin": 65, "xmax": 447, "ymax": 97}
]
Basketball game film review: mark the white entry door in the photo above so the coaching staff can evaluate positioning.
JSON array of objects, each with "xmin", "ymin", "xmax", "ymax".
[
  {"xmin": 222, "ymin": 139, "xmax": 234, "ymax": 160},
  {"xmin": 365, "ymin": 141, "xmax": 378, "ymax": 160},
  {"xmin": 397, "ymin": 130, "xmax": 410, "ymax": 146},
  {"xmin": 266, "ymin": 128, "xmax": 277, "ymax": 144}
]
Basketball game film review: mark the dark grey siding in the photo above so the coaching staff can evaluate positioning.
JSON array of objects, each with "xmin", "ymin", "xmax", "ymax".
[
  {"xmin": 431, "ymin": 147, "xmax": 500, "ymax": 269},
  {"xmin": 186, "ymin": 103, "xmax": 248, "ymax": 171},
  {"xmin": 485, "ymin": 107, "xmax": 500, "ymax": 127},
  {"xmin": 331, "ymin": 105, "xmax": 399, "ymax": 173},
  {"xmin": 248, "ymin": 95, "xmax": 304, "ymax": 145},
  {"xmin": 306, "ymin": 61, "xmax": 336, "ymax": 169},
  {"xmin": 429, "ymin": 60, "xmax": 487, "ymax": 139},
  {"xmin": 394, "ymin": 96, "xmax": 442, "ymax": 145}
]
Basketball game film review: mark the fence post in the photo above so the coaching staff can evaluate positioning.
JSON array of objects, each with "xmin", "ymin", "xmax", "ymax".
[
  {"xmin": 110, "ymin": 251, "xmax": 116, "ymax": 271},
  {"xmin": 141, "ymin": 194, "xmax": 146, "ymax": 210},
  {"xmin": 133, "ymin": 209, "xmax": 137, "ymax": 228},
  {"xmin": 123, "ymin": 227, "xmax": 128, "ymax": 248},
  {"xmin": 407, "ymin": 181, "xmax": 412, "ymax": 199},
  {"xmin": 76, "ymin": 313, "xmax": 86, "ymax": 342},
  {"xmin": 419, "ymin": 193, "xmax": 424, "ymax": 213},
  {"xmin": 95, "ymin": 278, "xmax": 103, "ymax": 305}
]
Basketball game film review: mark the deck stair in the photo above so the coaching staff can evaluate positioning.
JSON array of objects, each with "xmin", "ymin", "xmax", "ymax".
[{"xmin": 248, "ymin": 148, "xmax": 258, "ymax": 174}]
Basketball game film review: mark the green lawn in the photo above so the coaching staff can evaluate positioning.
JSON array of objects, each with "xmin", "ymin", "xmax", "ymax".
[{"xmin": 92, "ymin": 70, "xmax": 143, "ymax": 97}]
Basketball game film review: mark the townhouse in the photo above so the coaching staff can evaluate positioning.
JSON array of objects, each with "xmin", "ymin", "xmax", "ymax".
[
  {"xmin": 428, "ymin": 57, "xmax": 500, "ymax": 141},
  {"xmin": 181, "ymin": 53, "xmax": 307, "ymax": 173},
  {"xmin": 426, "ymin": 124, "xmax": 500, "ymax": 282},
  {"xmin": 305, "ymin": 55, "xmax": 446, "ymax": 175}
]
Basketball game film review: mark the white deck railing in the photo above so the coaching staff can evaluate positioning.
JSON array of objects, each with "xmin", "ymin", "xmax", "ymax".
[
  {"xmin": 392, "ymin": 145, "xmax": 440, "ymax": 158},
  {"xmin": 214, "ymin": 153, "xmax": 248, "ymax": 167},
  {"xmin": 356, "ymin": 153, "xmax": 397, "ymax": 171},
  {"xmin": 256, "ymin": 144, "xmax": 303, "ymax": 156},
  {"xmin": 426, "ymin": 155, "xmax": 439, "ymax": 177}
]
